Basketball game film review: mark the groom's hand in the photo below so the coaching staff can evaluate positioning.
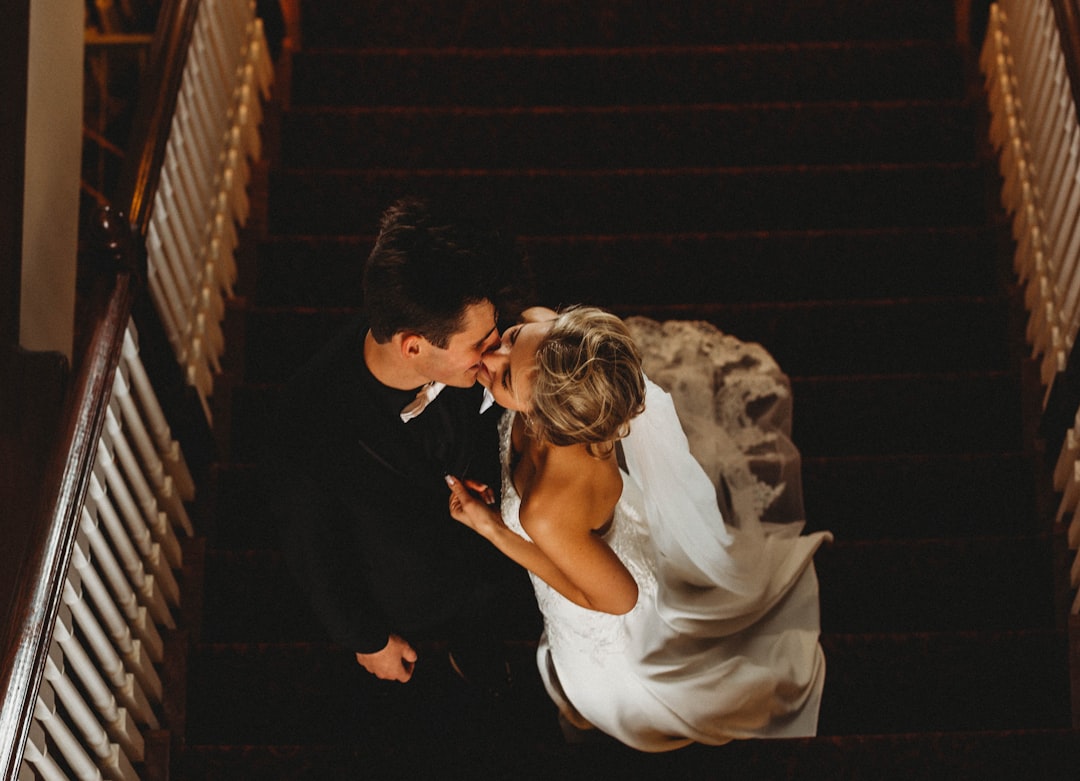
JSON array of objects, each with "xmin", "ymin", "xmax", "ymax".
[{"xmin": 355, "ymin": 634, "xmax": 417, "ymax": 682}]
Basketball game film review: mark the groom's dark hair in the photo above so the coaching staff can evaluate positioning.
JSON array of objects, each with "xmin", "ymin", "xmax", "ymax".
[{"xmin": 363, "ymin": 197, "xmax": 527, "ymax": 348}]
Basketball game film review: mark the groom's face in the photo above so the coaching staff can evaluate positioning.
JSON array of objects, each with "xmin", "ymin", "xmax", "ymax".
[{"xmin": 418, "ymin": 300, "xmax": 500, "ymax": 388}]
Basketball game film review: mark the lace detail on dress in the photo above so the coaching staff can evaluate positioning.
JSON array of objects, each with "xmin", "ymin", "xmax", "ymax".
[
  {"xmin": 498, "ymin": 412, "xmax": 657, "ymax": 665},
  {"xmin": 625, "ymin": 317, "xmax": 804, "ymax": 526}
]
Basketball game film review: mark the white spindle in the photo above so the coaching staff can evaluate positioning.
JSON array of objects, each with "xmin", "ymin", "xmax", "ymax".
[
  {"xmin": 1050, "ymin": 138, "xmax": 1080, "ymax": 295},
  {"xmin": 154, "ymin": 183, "xmax": 195, "ymax": 310},
  {"xmin": 67, "ymin": 583, "xmax": 161, "ymax": 725},
  {"xmin": 96, "ymin": 438, "xmax": 181, "ymax": 608},
  {"xmin": 23, "ymin": 721, "xmax": 66, "ymax": 781},
  {"xmin": 198, "ymin": 15, "xmax": 231, "ymax": 113},
  {"xmin": 18, "ymin": 755, "xmax": 38, "ymax": 780},
  {"xmin": 16, "ymin": 3, "xmax": 272, "ymax": 776},
  {"xmin": 88, "ymin": 468, "xmax": 175, "ymax": 628},
  {"xmin": 122, "ymin": 323, "xmax": 196, "ymax": 502},
  {"xmin": 147, "ymin": 224, "xmax": 190, "ymax": 356},
  {"xmin": 53, "ymin": 600, "xmax": 145, "ymax": 763},
  {"xmin": 201, "ymin": 274, "xmax": 227, "ymax": 355},
  {"xmin": 43, "ymin": 645, "xmax": 139, "ymax": 781},
  {"xmin": 144, "ymin": 0, "xmax": 271, "ymax": 416},
  {"xmin": 67, "ymin": 535, "xmax": 161, "ymax": 719},
  {"xmin": 105, "ymin": 403, "xmax": 183, "ymax": 569},
  {"xmin": 177, "ymin": 83, "xmax": 217, "ymax": 193},
  {"xmin": 113, "ymin": 368, "xmax": 193, "ymax": 538},
  {"xmin": 254, "ymin": 20, "xmax": 273, "ymax": 99},
  {"xmin": 34, "ymin": 686, "xmax": 101, "ymax": 781},
  {"xmin": 169, "ymin": 132, "xmax": 209, "ymax": 248},
  {"xmin": 80, "ymin": 504, "xmax": 166, "ymax": 666},
  {"xmin": 989, "ymin": 2, "xmax": 1080, "ymax": 612},
  {"xmin": 986, "ymin": 0, "xmax": 1080, "ymax": 393},
  {"xmin": 160, "ymin": 154, "xmax": 196, "ymax": 266},
  {"xmin": 68, "ymin": 531, "xmax": 162, "ymax": 708},
  {"xmin": 214, "ymin": 208, "xmax": 240, "ymax": 291}
]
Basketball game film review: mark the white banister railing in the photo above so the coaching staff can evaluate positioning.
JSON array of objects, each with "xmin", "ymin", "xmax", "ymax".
[
  {"xmin": 983, "ymin": 1, "xmax": 1080, "ymax": 389},
  {"xmin": 984, "ymin": 2, "xmax": 1080, "ymax": 612},
  {"xmin": 116, "ymin": 327, "xmax": 195, "ymax": 534},
  {"xmin": 146, "ymin": 0, "xmax": 272, "ymax": 422},
  {"xmin": 7, "ymin": 1, "xmax": 270, "ymax": 776},
  {"xmin": 74, "ymin": 514, "xmax": 165, "ymax": 695},
  {"xmin": 18, "ymin": 321, "xmax": 191, "ymax": 780}
]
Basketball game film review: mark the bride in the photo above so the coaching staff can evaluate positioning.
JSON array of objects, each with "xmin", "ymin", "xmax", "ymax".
[{"xmin": 445, "ymin": 305, "xmax": 832, "ymax": 751}]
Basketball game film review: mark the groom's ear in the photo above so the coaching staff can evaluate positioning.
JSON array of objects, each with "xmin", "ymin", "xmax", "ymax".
[{"xmin": 397, "ymin": 332, "xmax": 424, "ymax": 359}]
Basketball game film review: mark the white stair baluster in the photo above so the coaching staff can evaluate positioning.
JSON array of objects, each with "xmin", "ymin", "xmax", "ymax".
[
  {"xmin": 32, "ymin": 691, "xmax": 99, "ymax": 781},
  {"xmin": 53, "ymin": 598, "xmax": 145, "ymax": 763}
]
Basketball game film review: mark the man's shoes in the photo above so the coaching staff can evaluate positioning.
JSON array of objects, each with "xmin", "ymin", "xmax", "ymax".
[{"xmin": 447, "ymin": 642, "xmax": 513, "ymax": 699}]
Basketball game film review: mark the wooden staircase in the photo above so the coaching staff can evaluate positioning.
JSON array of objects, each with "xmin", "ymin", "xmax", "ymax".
[{"xmin": 174, "ymin": 2, "xmax": 1080, "ymax": 777}]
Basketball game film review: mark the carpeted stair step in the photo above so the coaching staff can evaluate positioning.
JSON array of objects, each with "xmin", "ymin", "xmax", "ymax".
[
  {"xmin": 615, "ymin": 299, "xmax": 1012, "ymax": 377},
  {"xmin": 197, "ymin": 534, "xmax": 1057, "ymax": 643},
  {"xmin": 199, "ymin": 463, "xmax": 282, "ymax": 551},
  {"xmin": 178, "ymin": 0, "xmax": 1076, "ymax": 772},
  {"xmin": 817, "ymin": 630, "xmax": 1072, "ymax": 734},
  {"xmin": 801, "ymin": 452, "xmax": 1037, "ymax": 540},
  {"xmin": 268, "ymin": 164, "xmax": 989, "ymax": 237},
  {"xmin": 280, "ymin": 101, "xmax": 977, "ymax": 170},
  {"xmin": 291, "ymin": 42, "xmax": 964, "ymax": 108},
  {"xmin": 814, "ymin": 535, "xmax": 1059, "ymax": 633},
  {"xmin": 224, "ymin": 370, "xmax": 1019, "ymax": 465},
  {"xmin": 235, "ymin": 296, "xmax": 1010, "ymax": 385},
  {"xmin": 184, "ymin": 629, "xmax": 1071, "ymax": 747},
  {"xmin": 299, "ymin": 0, "xmax": 957, "ymax": 49},
  {"xmin": 790, "ymin": 372, "xmax": 1022, "ymax": 458},
  {"xmin": 177, "ymin": 729, "xmax": 1080, "ymax": 781},
  {"xmin": 202, "ymin": 451, "xmax": 1040, "ymax": 555},
  {"xmin": 184, "ymin": 640, "xmax": 558, "ymax": 747},
  {"xmin": 198, "ymin": 549, "xmax": 539, "ymax": 644},
  {"xmin": 255, "ymin": 227, "xmax": 1006, "ymax": 308},
  {"xmin": 199, "ymin": 550, "xmax": 328, "ymax": 644}
]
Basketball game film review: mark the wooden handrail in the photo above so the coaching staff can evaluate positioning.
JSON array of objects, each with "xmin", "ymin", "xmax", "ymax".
[
  {"xmin": 0, "ymin": 1, "xmax": 201, "ymax": 776},
  {"xmin": 0, "ymin": 271, "xmax": 135, "ymax": 780},
  {"xmin": 118, "ymin": 0, "xmax": 200, "ymax": 242}
]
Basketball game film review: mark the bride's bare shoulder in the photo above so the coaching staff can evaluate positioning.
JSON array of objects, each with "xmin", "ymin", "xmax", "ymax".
[{"xmin": 521, "ymin": 444, "xmax": 621, "ymax": 534}]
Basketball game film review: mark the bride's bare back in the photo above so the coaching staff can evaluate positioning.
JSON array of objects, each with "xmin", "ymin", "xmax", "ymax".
[{"xmin": 511, "ymin": 413, "xmax": 638, "ymax": 614}]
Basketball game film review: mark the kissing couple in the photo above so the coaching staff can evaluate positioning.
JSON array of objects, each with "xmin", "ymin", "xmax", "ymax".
[{"xmin": 268, "ymin": 197, "xmax": 831, "ymax": 752}]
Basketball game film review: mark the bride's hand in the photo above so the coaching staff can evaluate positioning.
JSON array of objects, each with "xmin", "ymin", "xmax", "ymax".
[
  {"xmin": 461, "ymin": 477, "xmax": 495, "ymax": 505},
  {"xmin": 445, "ymin": 474, "xmax": 502, "ymax": 536}
]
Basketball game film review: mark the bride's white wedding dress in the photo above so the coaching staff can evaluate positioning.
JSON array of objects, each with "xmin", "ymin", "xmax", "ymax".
[{"xmin": 498, "ymin": 318, "xmax": 832, "ymax": 752}]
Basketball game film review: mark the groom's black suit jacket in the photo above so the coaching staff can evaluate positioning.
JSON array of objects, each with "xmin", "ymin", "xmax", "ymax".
[{"xmin": 265, "ymin": 316, "xmax": 509, "ymax": 654}]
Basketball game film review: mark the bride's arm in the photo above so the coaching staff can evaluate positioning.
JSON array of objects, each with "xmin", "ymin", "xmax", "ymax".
[
  {"xmin": 446, "ymin": 475, "xmax": 638, "ymax": 615},
  {"xmin": 522, "ymin": 495, "xmax": 640, "ymax": 615}
]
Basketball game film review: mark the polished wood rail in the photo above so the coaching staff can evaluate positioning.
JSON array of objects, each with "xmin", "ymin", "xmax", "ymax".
[{"xmin": 0, "ymin": 1, "xmax": 201, "ymax": 777}]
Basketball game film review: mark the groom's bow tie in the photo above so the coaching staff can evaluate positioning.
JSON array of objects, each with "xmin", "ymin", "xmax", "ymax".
[
  {"xmin": 399, "ymin": 383, "xmax": 497, "ymax": 422},
  {"xmin": 479, "ymin": 386, "xmax": 495, "ymax": 414},
  {"xmin": 400, "ymin": 381, "xmax": 446, "ymax": 422}
]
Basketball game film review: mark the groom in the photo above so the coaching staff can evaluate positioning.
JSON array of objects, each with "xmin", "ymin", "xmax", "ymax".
[{"xmin": 267, "ymin": 197, "xmax": 535, "ymax": 685}]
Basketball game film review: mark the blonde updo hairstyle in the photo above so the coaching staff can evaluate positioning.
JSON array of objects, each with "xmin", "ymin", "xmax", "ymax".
[{"xmin": 528, "ymin": 306, "xmax": 646, "ymax": 456}]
